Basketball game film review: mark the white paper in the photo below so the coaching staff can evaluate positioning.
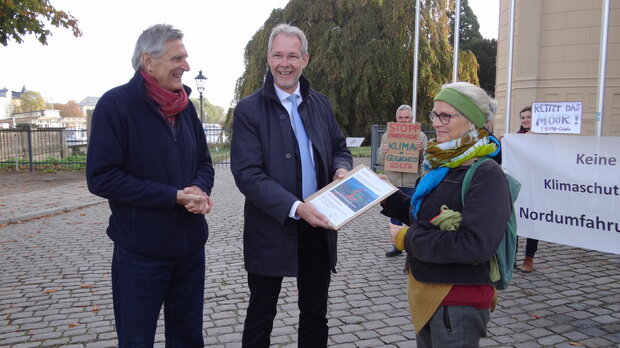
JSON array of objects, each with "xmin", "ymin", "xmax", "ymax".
[{"xmin": 307, "ymin": 165, "xmax": 397, "ymax": 229}]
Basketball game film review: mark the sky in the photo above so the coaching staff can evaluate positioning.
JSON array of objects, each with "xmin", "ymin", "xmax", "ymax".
[{"xmin": 0, "ymin": 0, "xmax": 499, "ymax": 109}]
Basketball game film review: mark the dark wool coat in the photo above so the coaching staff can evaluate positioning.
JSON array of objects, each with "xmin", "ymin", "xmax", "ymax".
[
  {"xmin": 87, "ymin": 71, "xmax": 215, "ymax": 258},
  {"xmin": 381, "ymin": 159, "xmax": 511, "ymax": 285},
  {"xmin": 231, "ymin": 72, "xmax": 352, "ymax": 277}
]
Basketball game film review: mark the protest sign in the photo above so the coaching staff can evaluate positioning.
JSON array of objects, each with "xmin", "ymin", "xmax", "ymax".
[
  {"xmin": 531, "ymin": 101, "xmax": 582, "ymax": 134},
  {"xmin": 384, "ymin": 122, "xmax": 421, "ymax": 173},
  {"xmin": 502, "ymin": 134, "xmax": 619, "ymax": 254}
]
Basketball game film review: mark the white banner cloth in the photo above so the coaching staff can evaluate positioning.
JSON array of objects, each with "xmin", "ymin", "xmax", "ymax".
[{"xmin": 502, "ymin": 134, "xmax": 619, "ymax": 254}]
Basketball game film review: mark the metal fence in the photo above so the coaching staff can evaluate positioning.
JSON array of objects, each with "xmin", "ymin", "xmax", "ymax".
[
  {"xmin": 0, "ymin": 127, "xmax": 232, "ymax": 172},
  {"xmin": 206, "ymin": 128, "xmax": 231, "ymax": 169},
  {"xmin": 0, "ymin": 127, "xmax": 87, "ymax": 172},
  {"xmin": 1, "ymin": 125, "xmax": 439, "ymax": 173}
]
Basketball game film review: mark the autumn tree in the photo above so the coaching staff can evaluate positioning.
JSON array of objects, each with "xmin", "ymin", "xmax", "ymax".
[
  {"xmin": 191, "ymin": 98, "xmax": 226, "ymax": 124},
  {"xmin": 53, "ymin": 100, "xmax": 84, "ymax": 117},
  {"xmin": 19, "ymin": 90, "xmax": 46, "ymax": 112},
  {"xmin": 0, "ymin": 0, "xmax": 82, "ymax": 46},
  {"xmin": 227, "ymin": 0, "xmax": 479, "ymax": 137}
]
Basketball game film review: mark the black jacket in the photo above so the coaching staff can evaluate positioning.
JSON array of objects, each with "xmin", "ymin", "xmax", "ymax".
[
  {"xmin": 381, "ymin": 159, "xmax": 511, "ymax": 285},
  {"xmin": 231, "ymin": 71, "xmax": 352, "ymax": 276},
  {"xmin": 87, "ymin": 71, "xmax": 215, "ymax": 258}
]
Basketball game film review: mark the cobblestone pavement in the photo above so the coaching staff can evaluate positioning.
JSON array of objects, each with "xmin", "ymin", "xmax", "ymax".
[{"xmin": 1, "ymin": 161, "xmax": 619, "ymax": 347}]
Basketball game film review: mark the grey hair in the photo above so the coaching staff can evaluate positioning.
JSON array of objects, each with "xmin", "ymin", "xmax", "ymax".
[
  {"xmin": 440, "ymin": 81, "xmax": 498, "ymax": 123},
  {"xmin": 396, "ymin": 104, "xmax": 413, "ymax": 116},
  {"xmin": 131, "ymin": 24, "xmax": 184, "ymax": 71},
  {"xmin": 268, "ymin": 24, "xmax": 308, "ymax": 55}
]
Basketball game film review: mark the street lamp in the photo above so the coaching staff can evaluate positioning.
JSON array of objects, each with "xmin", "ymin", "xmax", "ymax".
[{"xmin": 194, "ymin": 70, "xmax": 208, "ymax": 125}]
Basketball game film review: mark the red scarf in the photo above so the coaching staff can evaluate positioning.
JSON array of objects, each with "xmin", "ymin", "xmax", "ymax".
[{"xmin": 140, "ymin": 70, "xmax": 189, "ymax": 124}]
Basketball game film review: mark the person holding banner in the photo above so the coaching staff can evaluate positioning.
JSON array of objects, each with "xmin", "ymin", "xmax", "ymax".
[
  {"xmin": 377, "ymin": 104, "xmax": 427, "ymax": 257},
  {"xmin": 516, "ymin": 105, "xmax": 539, "ymax": 273},
  {"xmin": 518, "ymin": 105, "xmax": 533, "ymax": 134},
  {"xmin": 380, "ymin": 82, "xmax": 512, "ymax": 346}
]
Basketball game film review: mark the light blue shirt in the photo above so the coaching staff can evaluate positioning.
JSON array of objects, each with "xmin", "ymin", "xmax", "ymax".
[{"xmin": 273, "ymin": 83, "xmax": 316, "ymax": 219}]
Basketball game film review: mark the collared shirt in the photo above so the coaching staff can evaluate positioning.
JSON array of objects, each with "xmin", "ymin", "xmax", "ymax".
[
  {"xmin": 273, "ymin": 83, "xmax": 316, "ymax": 219},
  {"xmin": 274, "ymin": 85, "xmax": 301, "ymax": 130}
]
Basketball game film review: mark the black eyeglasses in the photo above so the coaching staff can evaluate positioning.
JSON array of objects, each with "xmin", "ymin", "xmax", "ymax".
[{"xmin": 428, "ymin": 111, "xmax": 461, "ymax": 125}]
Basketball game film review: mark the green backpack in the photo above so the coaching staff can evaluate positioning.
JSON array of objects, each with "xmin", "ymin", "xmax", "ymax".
[{"xmin": 461, "ymin": 157, "xmax": 520, "ymax": 290}]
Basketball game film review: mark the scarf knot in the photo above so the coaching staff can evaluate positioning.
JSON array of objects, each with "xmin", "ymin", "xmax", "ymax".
[
  {"xmin": 410, "ymin": 129, "xmax": 499, "ymax": 218},
  {"xmin": 140, "ymin": 70, "xmax": 189, "ymax": 124}
]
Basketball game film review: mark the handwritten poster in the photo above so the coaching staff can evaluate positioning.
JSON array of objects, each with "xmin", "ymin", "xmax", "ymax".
[
  {"xmin": 384, "ymin": 122, "xmax": 421, "ymax": 173},
  {"xmin": 531, "ymin": 101, "xmax": 582, "ymax": 134}
]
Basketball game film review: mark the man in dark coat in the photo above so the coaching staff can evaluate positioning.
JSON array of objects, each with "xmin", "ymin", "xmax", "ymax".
[
  {"xmin": 87, "ymin": 24, "xmax": 214, "ymax": 347},
  {"xmin": 231, "ymin": 23, "xmax": 352, "ymax": 348}
]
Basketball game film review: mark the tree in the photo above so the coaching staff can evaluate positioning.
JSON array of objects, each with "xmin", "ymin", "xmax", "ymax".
[
  {"xmin": 464, "ymin": 38, "xmax": 497, "ymax": 96},
  {"xmin": 449, "ymin": 0, "xmax": 496, "ymax": 95},
  {"xmin": 191, "ymin": 98, "xmax": 226, "ymax": 124},
  {"xmin": 448, "ymin": 0, "xmax": 482, "ymax": 46},
  {"xmin": 19, "ymin": 90, "xmax": 45, "ymax": 112},
  {"xmin": 52, "ymin": 100, "xmax": 84, "ymax": 117},
  {"xmin": 0, "ymin": 0, "xmax": 82, "ymax": 46},
  {"xmin": 227, "ymin": 0, "xmax": 479, "ymax": 138}
]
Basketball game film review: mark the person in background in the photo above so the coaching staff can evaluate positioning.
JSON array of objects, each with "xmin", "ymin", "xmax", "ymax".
[
  {"xmin": 231, "ymin": 24, "xmax": 352, "ymax": 348},
  {"xmin": 377, "ymin": 105, "xmax": 427, "ymax": 257},
  {"xmin": 381, "ymin": 81, "xmax": 511, "ymax": 346},
  {"xmin": 518, "ymin": 105, "xmax": 532, "ymax": 134},
  {"xmin": 86, "ymin": 24, "xmax": 214, "ymax": 347},
  {"xmin": 516, "ymin": 105, "xmax": 538, "ymax": 273}
]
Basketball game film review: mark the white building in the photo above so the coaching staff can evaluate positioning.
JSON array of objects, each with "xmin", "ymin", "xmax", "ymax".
[
  {"xmin": 0, "ymin": 86, "xmax": 25, "ymax": 121},
  {"xmin": 79, "ymin": 96, "xmax": 99, "ymax": 118},
  {"xmin": 8, "ymin": 109, "xmax": 63, "ymax": 128}
]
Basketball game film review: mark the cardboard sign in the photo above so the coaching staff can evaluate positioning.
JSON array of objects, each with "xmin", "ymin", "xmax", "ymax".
[
  {"xmin": 531, "ymin": 102, "xmax": 582, "ymax": 134},
  {"xmin": 384, "ymin": 122, "xmax": 421, "ymax": 173}
]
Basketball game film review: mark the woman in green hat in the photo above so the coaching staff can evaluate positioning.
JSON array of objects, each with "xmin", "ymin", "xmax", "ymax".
[{"xmin": 381, "ymin": 81, "xmax": 512, "ymax": 347}]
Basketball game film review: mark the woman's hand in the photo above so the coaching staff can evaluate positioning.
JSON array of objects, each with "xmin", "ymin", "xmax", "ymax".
[
  {"xmin": 377, "ymin": 174, "xmax": 392, "ymax": 185},
  {"xmin": 388, "ymin": 223, "xmax": 408, "ymax": 250},
  {"xmin": 389, "ymin": 223, "xmax": 402, "ymax": 243}
]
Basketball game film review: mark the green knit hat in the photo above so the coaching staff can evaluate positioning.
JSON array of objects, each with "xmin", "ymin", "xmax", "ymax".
[{"xmin": 433, "ymin": 88, "xmax": 486, "ymax": 128}]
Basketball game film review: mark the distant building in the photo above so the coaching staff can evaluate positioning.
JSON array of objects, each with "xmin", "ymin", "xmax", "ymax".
[
  {"xmin": 61, "ymin": 115, "xmax": 87, "ymax": 129},
  {"xmin": 0, "ymin": 86, "xmax": 26, "ymax": 120},
  {"xmin": 494, "ymin": 0, "xmax": 620, "ymax": 136},
  {"xmin": 79, "ymin": 96, "xmax": 99, "ymax": 118},
  {"xmin": 0, "ymin": 89, "xmax": 98, "ymax": 129},
  {"xmin": 2, "ymin": 109, "xmax": 63, "ymax": 128}
]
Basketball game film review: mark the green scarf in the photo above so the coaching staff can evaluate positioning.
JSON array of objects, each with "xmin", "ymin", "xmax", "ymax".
[{"xmin": 423, "ymin": 129, "xmax": 498, "ymax": 171}]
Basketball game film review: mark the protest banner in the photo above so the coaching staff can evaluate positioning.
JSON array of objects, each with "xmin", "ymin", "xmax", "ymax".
[
  {"xmin": 502, "ymin": 134, "xmax": 619, "ymax": 254},
  {"xmin": 531, "ymin": 101, "xmax": 582, "ymax": 134},
  {"xmin": 384, "ymin": 122, "xmax": 421, "ymax": 173}
]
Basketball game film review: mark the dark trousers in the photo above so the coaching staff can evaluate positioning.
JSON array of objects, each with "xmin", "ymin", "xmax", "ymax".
[
  {"xmin": 242, "ymin": 225, "xmax": 331, "ymax": 348},
  {"xmin": 525, "ymin": 238, "xmax": 539, "ymax": 258},
  {"xmin": 416, "ymin": 306, "xmax": 490, "ymax": 348},
  {"xmin": 516, "ymin": 237, "xmax": 540, "ymax": 259},
  {"xmin": 111, "ymin": 245, "xmax": 205, "ymax": 348}
]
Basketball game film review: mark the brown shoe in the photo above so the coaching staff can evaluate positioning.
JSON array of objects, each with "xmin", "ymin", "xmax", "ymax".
[{"xmin": 520, "ymin": 256, "xmax": 534, "ymax": 273}]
